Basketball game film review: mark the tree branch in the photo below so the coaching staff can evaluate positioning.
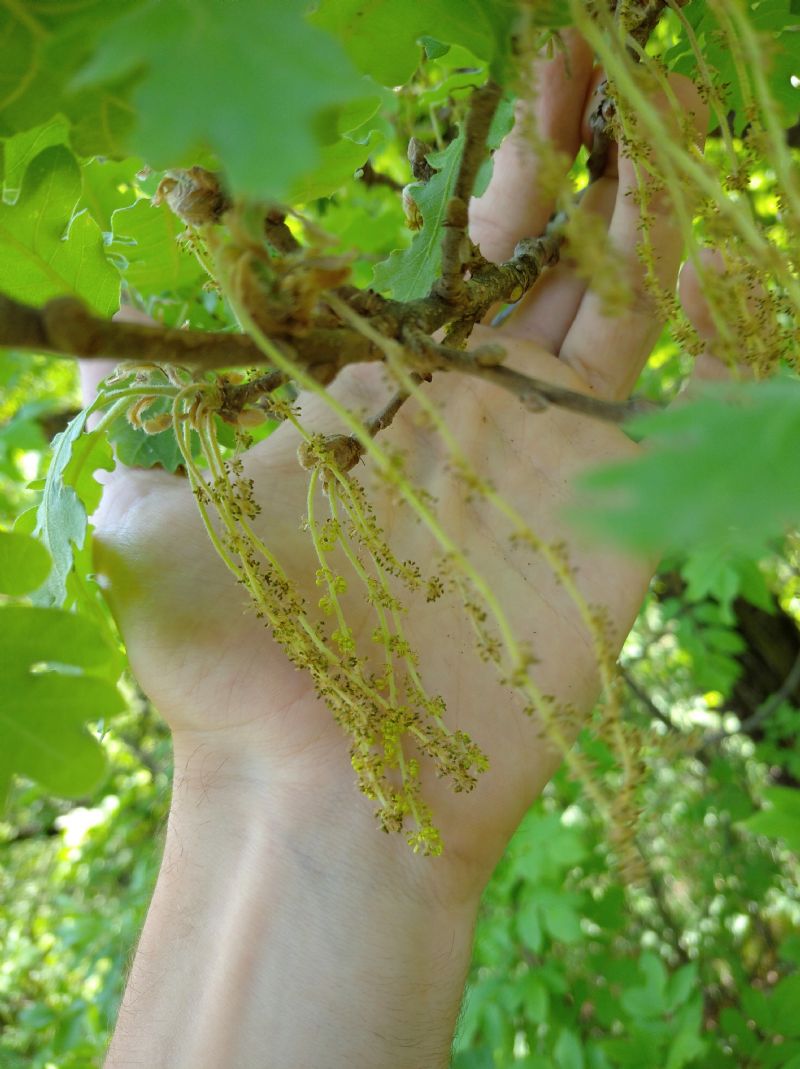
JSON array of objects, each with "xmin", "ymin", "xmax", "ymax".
[{"xmin": 436, "ymin": 81, "xmax": 503, "ymax": 303}]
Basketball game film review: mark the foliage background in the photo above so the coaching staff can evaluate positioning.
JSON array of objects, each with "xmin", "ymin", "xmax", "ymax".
[{"xmin": 1, "ymin": 1, "xmax": 800, "ymax": 1067}]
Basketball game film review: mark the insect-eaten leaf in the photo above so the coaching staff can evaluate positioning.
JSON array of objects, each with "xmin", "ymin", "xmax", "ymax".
[{"xmin": 0, "ymin": 605, "xmax": 124, "ymax": 809}]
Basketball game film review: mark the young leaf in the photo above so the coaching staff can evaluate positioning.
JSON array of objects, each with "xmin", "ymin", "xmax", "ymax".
[
  {"xmin": 0, "ymin": 146, "xmax": 119, "ymax": 316},
  {"xmin": 107, "ymin": 398, "xmax": 186, "ymax": 474},
  {"xmin": 0, "ymin": 530, "xmax": 52, "ymax": 596},
  {"xmin": 33, "ymin": 412, "xmax": 115, "ymax": 608},
  {"xmin": 0, "ymin": 605, "xmax": 123, "ymax": 808},
  {"xmin": 740, "ymin": 785, "xmax": 800, "ymax": 852},
  {"xmin": 372, "ymin": 132, "xmax": 464, "ymax": 300},
  {"xmin": 73, "ymin": 0, "xmax": 367, "ymax": 201}
]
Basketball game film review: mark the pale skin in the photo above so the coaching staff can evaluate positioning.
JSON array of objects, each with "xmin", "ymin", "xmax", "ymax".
[{"xmin": 93, "ymin": 35, "xmax": 708, "ymax": 1069}]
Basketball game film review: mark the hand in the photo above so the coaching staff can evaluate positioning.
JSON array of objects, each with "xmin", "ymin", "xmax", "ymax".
[
  {"xmin": 91, "ymin": 35, "xmax": 705, "ymax": 895},
  {"xmin": 98, "ymin": 37, "xmax": 706, "ymax": 1069}
]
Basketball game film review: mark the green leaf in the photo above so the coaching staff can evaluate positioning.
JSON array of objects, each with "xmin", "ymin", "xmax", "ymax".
[
  {"xmin": 0, "ymin": 1, "xmax": 139, "ymax": 155},
  {"xmin": 290, "ymin": 129, "xmax": 383, "ymax": 203},
  {"xmin": 420, "ymin": 36, "xmax": 451, "ymax": 60},
  {"xmin": 110, "ymin": 199, "xmax": 205, "ymax": 295},
  {"xmin": 0, "ymin": 530, "xmax": 51, "ymax": 596},
  {"xmin": 542, "ymin": 898, "xmax": 584, "ymax": 944},
  {"xmin": 771, "ymin": 975, "xmax": 800, "ymax": 1038},
  {"xmin": 527, "ymin": 0, "xmax": 573, "ymax": 27},
  {"xmin": 0, "ymin": 145, "xmax": 119, "ymax": 316},
  {"xmin": 0, "ymin": 605, "xmax": 122, "ymax": 807},
  {"xmin": 741, "ymin": 786, "xmax": 800, "ymax": 851},
  {"xmin": 573, "ymin": 377, "xmax": 800, "ymax": 557},
  {"xmin": 517, "ymin": 901, "xmax": 544, "ymax": 953},
  {"xmin": 666, "ymin": 964, "xmax": 699, "ymax": 1012},
  {"xmin": 372, "ymin": 132, "xmax": 463, "ymax": 300},
  {"xmin": 33, "ymin": 412, "xmax": 115, "ymax": 608},
  {"xmin": 554, "ymin": 1029, "xmax": 585, "ymax": 1069},
  {"xmin": 311, "ymin": 0, "xmax": 519, "ymax": 85},
  {"xmin": 1, "ymin": 115, "xmax": 70, "ymax": 204},
  {"xmin": 620, "ymin": 952, "xmax": 668, "ymax": 1018},
  {"xmin": 108, "ymin": 399, "xmax": 185, "ymax": 474},
  {"xmin": 80, "ymin": 157, "xmax": 141, "ymax": 232},
  {"xmin": 74, "ymin": 0, "xmax": 367, "ymax": 201},
  {"xmin": 742, "ymin": 812, "xmax": 800, "ymax": 851},
  {"xmin": 665, "ymin": 1003, "xmax": 706, "ymax": 1069},
  {"xmin": 519, "ymin": 974, "xmax": 550, "ymax": 1024}
]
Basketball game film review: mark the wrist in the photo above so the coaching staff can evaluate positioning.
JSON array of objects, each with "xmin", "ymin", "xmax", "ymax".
[{"xmin": 107, "ymin": 733, "xmax": 481, "ymax": 1069}]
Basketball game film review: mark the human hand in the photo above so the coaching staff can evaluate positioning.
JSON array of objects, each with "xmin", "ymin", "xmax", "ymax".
[
  {"xmin": 90, "ymin": 35, "xmax": 706, "ymax": 900},
  {"xmin": 99, "ymin": 35, "xmax": 709, "ymax": 1069}
]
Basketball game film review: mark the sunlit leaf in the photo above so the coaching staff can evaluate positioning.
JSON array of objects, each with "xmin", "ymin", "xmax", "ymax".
[
  {"xmin": 311, "ymin": 0, "xmax": 519, "ymax": 84},
  {"xmin": 0, "ymin": 530, "xmax": 51, "ymax": 596},
  {"xmin": 34, "ymin": 412, "xmax": 115, "ymax": 608},
  {"xmin": 0, "ymin": 146, "xmax": 119, "ymax": 315},
  {"xmin": 0, "ymin": 605, "xmax": 122, "ymax": 807}
]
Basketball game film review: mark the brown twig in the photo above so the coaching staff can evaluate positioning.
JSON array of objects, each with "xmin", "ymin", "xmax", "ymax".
[
  {"xmin": 436, "ymin": 81, "xmax": 503, "ymax": 303},
  {"xmin": 365, "ymin": 379, "xmax": 421, "ymax": 436},
  {"xmin": 409, "ymin": 334, "xmax": 653, "ymax": 423},
  {"xmin": 217, "ymin": 369, "xmax": 289, "ymax": 422},
  {"xmin": 358, "ymin": 160, "xmax": 404, "ymax": 194},
  {"xmin": 585, "ymin": 0, "xmax": 670, "ymax": 182},
  {"xmin": 0, "ymin": 293, "xmax": 383, "ymax": 377},
  {"xmin": 264, "ymin": 210, "xmax": 300, "ymax": 253}
]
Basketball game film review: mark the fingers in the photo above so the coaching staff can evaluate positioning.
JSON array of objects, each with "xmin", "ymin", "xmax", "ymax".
[
  {"xmin": 499, "ymin": 171, "xmax": 618, "ymax": 351},
  {"xmin": 679, "ymin": 249, "xmax": 757, "ymax": 386},
  {"xmin": 557, "ymin": 75, "xmax": 709, "ymax": 400},
  {"xmin": 469, "ymin": 30, "xmax": 595, "ymax": 264}
]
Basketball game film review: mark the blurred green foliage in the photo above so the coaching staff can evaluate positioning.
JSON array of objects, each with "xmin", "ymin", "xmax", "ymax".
[{"xmin": 0, "ymin": 0, "xmax": 799, "ymax": 1066}]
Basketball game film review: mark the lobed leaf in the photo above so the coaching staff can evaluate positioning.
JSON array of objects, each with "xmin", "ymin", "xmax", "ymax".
[
  {"xmin": 0, "ymin": 145, "xmax": 119, "ymax": 316},
  {"xmin": 311, "ymin": 0, "xmax": 519, "ymax": 84},
  {"xmin": 73, "ymin": 0, "xmax": 368, "ymax": 201},
  {"xmin": 0, "ymin": 0, "xmax": 139, "ymax": 156},
  {"xmin": 33, "ymin": 412, "xmax": 115, "ymax": 608},
  {"xmin": 109, "ymin": 199, "xmax": 205, "ymax": 295},
  {"xmin": 572, "ymin": 377, "xmax": 800, "ymax": 557},
  {"xmin": 372, "ymin": 132, "xmax": 464, "ymax": 300}
]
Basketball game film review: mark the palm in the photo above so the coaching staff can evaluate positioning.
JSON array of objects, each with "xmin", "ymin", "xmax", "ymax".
[{"xmin": 90, "ymin": 38, "xmax": 704, "ymax": 880}]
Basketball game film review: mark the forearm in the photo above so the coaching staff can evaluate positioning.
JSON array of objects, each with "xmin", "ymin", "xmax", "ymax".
[{"xmin": 105, "ymin": 736, "xmax": 480, "ymax": 1069}]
